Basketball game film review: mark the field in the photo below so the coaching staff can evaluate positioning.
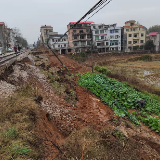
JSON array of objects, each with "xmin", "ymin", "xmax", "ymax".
[{"xmin": 1, "ymin": 48, "xmax": 160, "ymax": 159}]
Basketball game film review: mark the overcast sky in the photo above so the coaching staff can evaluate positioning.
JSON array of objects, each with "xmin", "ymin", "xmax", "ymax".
[{"xmin": 0, "ymin": 0, "xmax": 159, "ymax": 44}]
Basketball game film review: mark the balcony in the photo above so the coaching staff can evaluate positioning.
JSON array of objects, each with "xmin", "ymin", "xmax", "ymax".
[
  {"xmin": 133, "ymin": 37, "xmax": 140, "ymax": 39},
  {"xmin": 70, "ymin": 26, "xmax": 90, "ymax": 29}
]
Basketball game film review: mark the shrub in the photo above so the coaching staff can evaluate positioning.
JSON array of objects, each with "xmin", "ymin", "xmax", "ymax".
[
  {"xmin": 94, "ymin": 65, "xmax": 111, "ymax": 75},
  {"xmin": 135, "ymin": 55, "xmax": 152, "ymax": 61}
]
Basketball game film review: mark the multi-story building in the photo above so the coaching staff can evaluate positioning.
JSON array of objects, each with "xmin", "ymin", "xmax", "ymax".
[
  {"xmin": 91, "ymin": 23, "xmax": 123, "ymax": 52},
  {"xmin": 67, "ymin": 21, "xmax": 94, "ymax": 53},
  {"xmin": 0, "ymin": 22, "xmax": 6, "ymax": 50},
  {"xmin": 49, "ymin": 34, "xmax": 68, "ymax": 54},
  {"xmin": 40, "ymin": 25, "xmax": 58, "ymax": 44},
  {"xmin": 148, "ymin": 32, "xmax": 160, "ymax": 52},
  {"xmin": 124, "ymin": 20, "xmax": 146, "ymax": 51}
]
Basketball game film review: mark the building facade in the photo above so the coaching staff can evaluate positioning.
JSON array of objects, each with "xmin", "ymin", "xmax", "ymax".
[
  {"xmin": 67, "ymin": 21, "xmax": 94, "ymax": 53},
  {"xmin": 149, "ymin": 32, "xmax": 160, "ymax": 52},
  {"xmin": 124, "ymin": 20, "xmax": 146, "ymax": 51},
  {"xmin": 91, "ymin": 23, "xmax": 123, "ymax": 52},
  {"xmin": 49, "ymin": 34, "xmax": 68, "ymax": 54},
  {"xmin": 40, "ymin": 25, "xmax": 54, "ymax": 44},
  {"xmin": 0, "ymin": 22, "xmax": 6, "ymax": 50}
]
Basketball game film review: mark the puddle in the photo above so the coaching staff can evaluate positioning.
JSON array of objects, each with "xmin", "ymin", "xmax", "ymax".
[{"xmin": 143, "ymin": 70, "xmax": 153, "ymax": 76}]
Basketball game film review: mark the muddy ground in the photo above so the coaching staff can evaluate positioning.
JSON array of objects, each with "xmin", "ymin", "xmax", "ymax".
[{"xmin": 1, "ymin": 49, "xmax": 160, "ymax": 160}]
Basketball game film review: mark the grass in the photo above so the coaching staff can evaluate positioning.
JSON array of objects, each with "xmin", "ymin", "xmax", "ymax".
[
  {"xmin": 55, "ymin": 127, "xmax": 141, "ymax": 160},
  {"xmin": 0, "ymin": 85, "xmax": 44, "ymax": 160}
]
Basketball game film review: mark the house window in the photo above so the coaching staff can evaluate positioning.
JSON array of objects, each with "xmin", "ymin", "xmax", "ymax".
[
  {"xmin": 80, "ymin": 30, "xmax": 83, "ymax": 34},
  {"xmin": 115, "ymin": 40, "xmax": 118, "ymax": 45},
  {"xmin": 99, "ymin": 26, "xmax": 102, "ymax": 29},
  {"xmin": 128, "ymin": 41, "xmax": 132, "ymax": 44},
  {"xmin": 64, "ymin": 39, "xmax": 66, "ymax": 41},
  {"xmin": 126, "ymin": 29, "xmax": 129, "ymax": 32},
  {"xmin": 73, "ymin": 30, "xmax": 76, "ymax": 33},
  {"xmin": 100, "ymin": 30, "xmax": 104, "ymax": 34},
  {"xmin": 61, "ymin": 45, "xmax": 62, "ymax": 47},
  {"xmin": 73, "ymin": 42, "xmax": 77, "ymax": 46},
  {"xmin": 87, "ymin": 41, "xmax": 91, "ymax": 45},
  {"xmin": 80, "ymin": 35, "xmax": 85, "ymax": 39},
  {"xmin": 133, "ymin": 41, "xmax": 137, "ymax": 44},
  {"xmin": 95, "ymin": 36, "xmax": 99, "ymax": 40},
  {"xmin": 129, "ymin": 34, "xmax": 132, "ymax": 37},
  {"xmin": 86, "ymin": 29, "xmax": 90, "ymax": 33},
  {"xmin": 64, "ymin": 44, "xmax": 66, "ymax": 47},
  {"xmin": 52, "ymin": 39, "xmax": 54, "ymax": 42},
  {"xmin": 84, "ymin": 24, "xmax": 87, "ymax": 27},
  {"xmin": 141, "ymin": 33, "xmax": 144, "ymax": 37},
  {"xmin": 115, "ymin": 35, "xmax": 119, "ymax": 39},
  {"xmin": 110, "ymin": 30, "xmax": 114, "ymax": 33},
  {"xmin": 97, "ymin": 43, "xmax": 101, "ymax": 46},
  {"xmin": 134, "ymin": 34, "xmax": 138, "ymax": 37},
  {"xmin": 106, "ymin": 42, "xmax": 109, "ymax": 46},
  {"xmin": 141, "ymin": 40, "xmax": 144, "ymax": 43},
  {"xmin": 74, "ymin": 36, "xmax": 77, "ymax": 39},
  {"xmin": 110, "ymin": 35, "xmax": 114, "ymax": 39},
  {"xmin": 101, "ymin": 36, "xmax": 104, "ymax": 39},
  {"xmin": 93, "ymin": 26, "xmax": 96, "ymax": 29},
  {"xmin": 87, "ymin": 35, "xmax": 91, "ymax": 39},
  {"xmin": 133, "ymin": 28, "xmax": 135, "ymax": 31},
  {"xmin": 115, "ymin": 30, "xmax": 119, "ymax": 33},
  {"xmin": 95, "ymin": 30, "xmax": 99, "ymax": 34},
  {"xmin": 58, "ymin": 39, "xmax": 60, "ymax": 42},
  {"xmin": 110, "ymin": 40, "xmax": 118, "ymax": 46},
  {"xmin": 58, "ymin": 45, "xmax": 60, "ymax": 47},
  {"xmin": 78, "ymin": 24, "xmax": 82, "ymax": 28}
]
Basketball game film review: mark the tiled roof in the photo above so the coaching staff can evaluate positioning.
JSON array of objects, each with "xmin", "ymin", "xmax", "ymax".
[
  {"xmin": 149, "ymin": 32, "xmax": 158, "ymax": 36},
  {"xmin": 0, "ymin": 22, "xmax": 5, "ymax": 25},
  {"xmin": 125, "ymin": 20, "xmax": 136, "ymax": 24},
  {"xmin": 123, "ymin": 26, "xmax": 130, "ymax": 28},
  {"xmin": 70, "ymin": 21, "xmax": 94, "ymax": 24},
  {"xmin": 124, "ymin": 25, "xmax": 143, "ymax": 28}
]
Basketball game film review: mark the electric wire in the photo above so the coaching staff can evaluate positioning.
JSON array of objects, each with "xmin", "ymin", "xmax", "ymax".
[{"xmin": 47, "ymin": 0, "xmax": 112, "ymax": 47}]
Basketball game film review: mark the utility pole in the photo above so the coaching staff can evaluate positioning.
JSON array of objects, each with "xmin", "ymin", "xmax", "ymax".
[{"xmin": 91, "ymin": 30, "xmax": 94, "ymax": 73}]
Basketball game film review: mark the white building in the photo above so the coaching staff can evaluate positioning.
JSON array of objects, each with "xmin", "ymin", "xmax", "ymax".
[
  {"xmin": 49, "ymin": 34, "xmax": 68, "ymax": 54},
  {"xmin": 91, "ymin": 23, "xmax": 123, "ymax": 52}
]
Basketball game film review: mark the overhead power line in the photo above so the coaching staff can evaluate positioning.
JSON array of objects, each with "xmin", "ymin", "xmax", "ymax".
[
  {"xmin": 47, "ymin": 0, "xmax": 112, "ymax": 47},
  {"xmin": 47, "ymin": 0, "xmax": 113, "ymax": 75}
]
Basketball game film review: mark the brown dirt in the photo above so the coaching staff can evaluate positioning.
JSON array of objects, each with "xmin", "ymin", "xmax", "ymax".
[
  {"xmin": 46, "ymin": 54, "xmax": 160, "ymax": 159},
  {"xmin": 36, "ymin": 110, "xmax": 65, "ymax": 159},
  {"xmin": 48, "ymin": 55, "xmax": 115, "ymax": 130},
  {"xmin": 3, "ymin": 51, "xmax": 160, "ymax": 159}
]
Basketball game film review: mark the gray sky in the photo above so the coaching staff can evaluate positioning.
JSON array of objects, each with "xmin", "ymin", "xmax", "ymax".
[{"xmin": 0, "ymin": 0, "xmax": 159, "ymax": 44}]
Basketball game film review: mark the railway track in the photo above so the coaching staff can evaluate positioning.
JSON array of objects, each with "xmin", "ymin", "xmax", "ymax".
[{"xmin": 0, "ymin": 51, "xmax": 27, "ymax": 66}]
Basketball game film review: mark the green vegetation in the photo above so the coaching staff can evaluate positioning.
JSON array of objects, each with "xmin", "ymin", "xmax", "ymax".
[
  {"xmin": 94, "ymin": 65, "xmax": 111, "ymax": 75},
  {"xmin": 72, "ymin": 51, "xmax": 87, "ymax": 62},
  {"xmin": 78, "ymin": 72, "xmax": 160, "ymax": 134},
  {"xmin": 144, "ymin": 40, "xmax": 155, "ymax": 51},
  {"xmin": 148, "ymin": 25, "xmax": 160, "ymax": 33},
  {"xmin": 0, "ymin": 85, "xmax": 44, "ymax": 159},
  {"xmin": 135, "ymin": 55, "xmax": 152, "ymax": 61}
]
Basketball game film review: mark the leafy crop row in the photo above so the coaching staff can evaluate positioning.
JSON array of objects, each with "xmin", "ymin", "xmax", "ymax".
[{"xmin": 78, "ymin": 72, "xmax": 160, "ymax": 134}]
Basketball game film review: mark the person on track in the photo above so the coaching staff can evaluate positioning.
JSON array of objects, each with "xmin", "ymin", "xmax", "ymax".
[
  {"xmin": 14, "ymin": 46, "xmax": 18, "ymax": 55},
  {"xmin": 18, "ymin": 45, "xmax": 21, "ymax": 53}
]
